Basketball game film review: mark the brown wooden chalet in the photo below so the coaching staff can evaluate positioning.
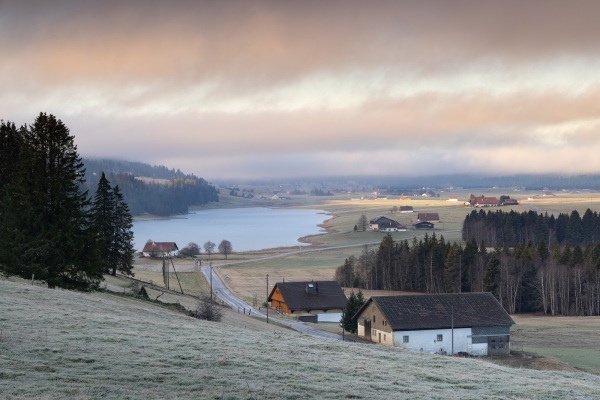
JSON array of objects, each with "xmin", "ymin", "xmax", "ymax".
[
  {"xmin": 354, "ymin": 293, "xmax": 514, "ymax": 356},
  {"xmin": 268, "ymin": 281, "xmax": 347, "ymax": 317},
  {"xmin": 369, "ymin": 216, "xmax": 406, "ymax": 231},
  {"xmin": 399, "ymin": 206, "xmax": 413, "ymax": 213},
  {"xmin": 142, "ymin": 241, "xmax": 179, "ymax": 257},
  {"xmin": 417, "ymin": 213, "xmax": 440, "ymax": 223},
  {"xmin": 502, "ymin": 198, "xmax": 519, "ymax": 206}
]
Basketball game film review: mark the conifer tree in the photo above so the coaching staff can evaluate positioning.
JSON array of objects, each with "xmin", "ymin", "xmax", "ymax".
[
  {"xmin": 341, "ymin": 290, "xmax": 365, "ymax": 333},
  {"xmin": 112, "ymin": 185, "xmax": 134, "ymax": 276},
  {"xmin": 91, "ymin": 175, "xmax": 135, "ymax": 276},
  {"xmin": 0, "ymin": 113, "xmax": 103, "ymax": 289}
]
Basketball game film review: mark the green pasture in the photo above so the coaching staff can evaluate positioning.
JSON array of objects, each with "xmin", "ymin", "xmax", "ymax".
[{"xmin": 526, "ymin": 346, "xmax": 600, "ymax": 374}]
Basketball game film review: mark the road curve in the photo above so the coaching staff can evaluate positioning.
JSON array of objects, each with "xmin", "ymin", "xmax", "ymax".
[{"xmin": 201, "ymin": 264, "xmax": 343, "ymax": 340}]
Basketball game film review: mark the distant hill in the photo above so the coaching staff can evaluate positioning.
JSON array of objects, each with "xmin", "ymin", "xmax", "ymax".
[
  {"xmin": 83, "ymin": 158, "xmax": 218, "ymax": 216},
  {"xmin": 2, "ymin": 278, "xmax": 600, "ymax": 399}
]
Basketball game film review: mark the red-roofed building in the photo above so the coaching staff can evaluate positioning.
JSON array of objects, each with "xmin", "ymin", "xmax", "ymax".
[{"xmin": 142, "ymin": 241, "xmax": 179, "ymax": 257}]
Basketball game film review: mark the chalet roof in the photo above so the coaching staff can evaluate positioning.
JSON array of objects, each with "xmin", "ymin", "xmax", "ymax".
[
  {"xmin": 369, "ymin": 216, "xmax": 396, "ymax": 224},
  {"xmin": 417, "ymin": 213, "xmax": 439, "ymax": 221},
  {"xmin": 413, "ymin": 221, "xmax": 434, "ymax": 227},
  {"xmin": 357, "ymin": 293, "xmax": 514, "ymax": 331},
  {"xmin": 268, "ymin": 281, "xmax": 347, "ymax": 312},
  {"xmin": 142, "ymin": 241, "xmax": 179, "ymax": 253}
]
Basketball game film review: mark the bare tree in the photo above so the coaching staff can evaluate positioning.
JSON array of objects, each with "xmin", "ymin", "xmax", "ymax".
[
  {"xmin": 180, "ymin": 242, "xmax": 201, "ymax": 257},
  {"xmin": 203, "ymin": 241, "xmax": 215, "ymax": 259},
  {"xmin": 218, "ymin": 240, "xmax": 233, "ymax": 259},
  {"xmin": 357, "ymin": 214, "xmax": 368, "ymax": 232}
]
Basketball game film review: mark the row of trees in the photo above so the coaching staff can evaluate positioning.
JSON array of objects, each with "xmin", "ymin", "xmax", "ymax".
[
  {"xmin": 0, "ymin": 114, "xmax": 135, "ymax": 290},
  {"xmin": 335, "ymin": 233, "xmax": 600, "ymax": 316},
  {"xmin": 179, "ymin": 240, "xmax": 233, "ymax": 259},
  {"xmin": 463, "ymin": 208, "xmax": 600, "ymax": 247}
]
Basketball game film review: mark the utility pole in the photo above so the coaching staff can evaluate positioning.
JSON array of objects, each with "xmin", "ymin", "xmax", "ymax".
[
  {"xmin": 266, "ymin": 274, "xmax": 269, "ymax": 324},
  {"xmin": 210, "ymin": 262, "xmax": 213, "ymax": 300},
  {"xmin": 451, "ymin": 305, "xmax": 454, "ymax": 356}
]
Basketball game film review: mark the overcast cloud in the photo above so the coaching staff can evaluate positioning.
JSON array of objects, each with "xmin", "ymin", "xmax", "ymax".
[{"xmin": 2, "ymin": 0, "xmax": 600, "ymax": 179}]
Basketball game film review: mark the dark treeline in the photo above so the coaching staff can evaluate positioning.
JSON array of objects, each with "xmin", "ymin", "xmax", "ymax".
[
  {"xmin": 1, "ymin": 114, "xmax": 132, "ymax": 289},
  {"xmin": 335, "ymin": 233, "xmax": 600, "ymax": 316},
  {"xmin": 84, "ymin": 159, "xmax": 219, "ymax": 216},
  {"xmin": 463, "ymin": 208, "xmax": 600, "ymax": 247}
]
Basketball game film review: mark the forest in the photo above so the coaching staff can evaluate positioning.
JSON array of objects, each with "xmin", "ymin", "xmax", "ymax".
[
  {"xmin": 335, "ymin": 209, "xmax": 600, "ymax": 316},
  {"xmin": 83, "ymin": 159, "xmax": 219, "ymax": 216}
]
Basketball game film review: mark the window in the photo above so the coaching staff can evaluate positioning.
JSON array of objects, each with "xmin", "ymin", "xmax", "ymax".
[
  {"xmin": 437, "ymin": 334, "xmax": 443, "ymax": 342},
  {"xmin": 384, "ymin": 334, "xmax": 386, "ymax": 341},
  {"xmin": 403, "ymin": 335, "xmax": 409, "ymax": 343},
  {"xmin": 373, "ymin": 315, "xmax": 376, "ymax": 323}
]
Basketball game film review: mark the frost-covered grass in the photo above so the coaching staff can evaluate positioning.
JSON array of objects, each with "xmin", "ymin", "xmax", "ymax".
[{"xmin": 2, "ymin": 279, "xmax": 600, "ymax": 400}]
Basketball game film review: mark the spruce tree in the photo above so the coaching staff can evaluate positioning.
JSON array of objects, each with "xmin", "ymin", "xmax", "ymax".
[
  {"xmin": 112, "ymin": 185, "xmax": 134, "ymax": 276},
  {"xmin": 341, "ymin": 290, "xmax": 365, "ymax": 334},
  {"xmin": 91, "ymin": 176, "xmax": 135, "ymax": 276},
  {"xmin": 0, "ymin": 113, "xmax": 103, "ymax": 289},
  {"xmin": 91, "ymin": 172, "xmax": 115, "ymax": 274}
]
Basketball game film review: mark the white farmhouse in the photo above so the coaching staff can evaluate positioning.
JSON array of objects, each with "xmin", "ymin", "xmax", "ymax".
[{"xmin": 354, "ymin": 293, "xmax": 514, "ymax": 356}]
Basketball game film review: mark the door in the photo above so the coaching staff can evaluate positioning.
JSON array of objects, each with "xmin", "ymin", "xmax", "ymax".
[
  {"xmin": 364, "ymin": 319, "xmax": 371, "ymax": 340},
  {"xmin": 488, "ymin": 336, "xmax": 508, "ymax": 355}
]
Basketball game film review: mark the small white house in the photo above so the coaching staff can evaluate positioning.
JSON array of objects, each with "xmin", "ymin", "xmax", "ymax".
[{"xmin": 354, "ymin": 293, "xmax": 514, "ymax": 356}]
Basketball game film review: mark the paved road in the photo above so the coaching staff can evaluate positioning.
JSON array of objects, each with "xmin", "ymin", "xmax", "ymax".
[
  {"xmin": 201, "ymin": 230, "xmax": 460, "ymax": 340},
  {"xmin": 201, "ymin": 264, "xmax": 344, "ymax": 340}
]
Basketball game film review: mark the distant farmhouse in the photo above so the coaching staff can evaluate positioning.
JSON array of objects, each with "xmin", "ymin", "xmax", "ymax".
[
  {"xmin": 447, "ymin": 195, "xmax": 459, "ymax": 202},
  {"xmin": 501, "ymin": 198, "xmax": 519, "ymax": 206},
  {"xmin": 369, "ymin": 216, "xmax": 407, "ymax": 232},
  {"xmin": 399, "ymin": 206, "xmax": 414, "ymax": 213},
  {"xmin": 474, "ymin": 196, "xmax": 498, "ymax": 207},
  {"xmin": 142, "ymin": 241, "xmax": 179, "ymax": 257},
  {"xmin": 417, "ymin": 213, "xmax": 440, "ymax": 223},
  {"xmin": 413, "ymin": 221, "xmax": 434, "ymax": 229},
  {"xmin": 268, "ymin": 281, "xmax": 347, "ymax": 323},
  {"xmin": 354, "ymin": 293, "xmax": 514, "ymax": 356}
]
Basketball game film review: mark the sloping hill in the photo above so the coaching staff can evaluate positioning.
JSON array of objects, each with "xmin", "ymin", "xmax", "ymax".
[{"xmin": 1, "ymin": 279, "xmax": 600, "ymax": 400}]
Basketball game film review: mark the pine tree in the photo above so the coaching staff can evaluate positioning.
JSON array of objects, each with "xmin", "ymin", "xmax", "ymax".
[
  {"xmin": 91, "ymin": 176, "xmax": 135, "ymax": 276},
  {"xmin": 91, "ymin": 172, "xmax": 115, "ymax": 274},
  {"xmin": 341, "ymin": 290, "xmax": 365, "ymax": 334},
  {"xmin": 483, "ymin": 253, "xmax": 500, "ymax": 295},
  {"xmin": 0, "ymin": 113, "xmax": 103, "ymax": 289},
  {"xmin": 112, "ymin": 185, "xmax": 135, "ymax": 276}
]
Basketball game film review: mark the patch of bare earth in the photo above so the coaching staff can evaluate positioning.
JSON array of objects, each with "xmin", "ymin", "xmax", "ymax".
[{"xmin": 483, "ymin": 351, "xmax": 580, "ymax": 372}]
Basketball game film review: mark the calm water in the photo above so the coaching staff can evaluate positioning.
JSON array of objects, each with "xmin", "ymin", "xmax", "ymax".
[{"xmin": 132, "ymin": 207, "xmax": 329, "ymax": 252}]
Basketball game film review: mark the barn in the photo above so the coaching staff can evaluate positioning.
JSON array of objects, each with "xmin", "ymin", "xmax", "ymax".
[
  {"xmin": 142, "ymin": 241, "xmax": 179, "ymax": 257},
  {"xmin": 354, "ymin": 293, "xmax": 514, "ymax": 356},
  {"xmin": 268, "ymin": 281, "xmax": 347, "ymax": 323}
]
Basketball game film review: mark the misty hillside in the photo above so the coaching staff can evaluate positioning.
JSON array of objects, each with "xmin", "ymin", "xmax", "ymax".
[
  {"xmin": 82, "ymin": 158, "xmax": 219, "ymax": 216},
  {"xmin": 2, "ymin": 279, "xmax": 600, "ymax": 399}
]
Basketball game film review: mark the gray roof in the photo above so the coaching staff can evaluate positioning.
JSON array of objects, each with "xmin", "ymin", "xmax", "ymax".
[
  {"xmin": 269, "ymin": 281, "xmax": 347, "ymax": 312},
  {"xmin": 358, "ymin": 293, "xmax": 514, "ymax": 331}
]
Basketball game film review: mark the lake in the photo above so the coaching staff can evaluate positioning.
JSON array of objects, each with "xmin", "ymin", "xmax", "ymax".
[{"xmin": 132, "ymin": 207, "xmax": 330, "ymax": 252}]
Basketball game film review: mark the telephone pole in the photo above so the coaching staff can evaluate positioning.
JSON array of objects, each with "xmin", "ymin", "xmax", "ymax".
[
  {"xmin": 210, "ymin": 263, "xmax": 213, "ymax": 300},
  {"xmin": 266, "ymin": 274, "xmax": 269, "ymax": 324}
]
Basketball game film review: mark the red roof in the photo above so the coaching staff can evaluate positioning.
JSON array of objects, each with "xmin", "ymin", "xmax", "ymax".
[
  {"xmin": 142, "ymin": 242, "xmax": 179, "ymax": 253},
  {"xmin": 475, "ymin": 196, "xmax": 498, "ymax": 205}
]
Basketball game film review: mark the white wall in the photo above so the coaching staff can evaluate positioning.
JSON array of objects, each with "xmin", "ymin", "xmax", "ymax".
[{"xmin": 392, "ymin": 328, "xmax": 472, "ymax": 355}]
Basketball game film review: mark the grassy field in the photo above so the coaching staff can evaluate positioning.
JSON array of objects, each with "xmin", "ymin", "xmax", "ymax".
[
  {"xmin": 510, "ymin": 314, "xmax": 600, "ymax": 374},
  {"xmin": 3, "ymin": 278, "xmax": 600, "ymax": 400},
  {"xmin": 128, "ymin": 189, "xmax": 600, "ymax": 375}
]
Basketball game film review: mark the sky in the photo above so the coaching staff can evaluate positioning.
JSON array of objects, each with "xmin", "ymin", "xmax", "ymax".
[{"xmin": 2, "ymin": 0, "xmax": 600, "ymax": 180}]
